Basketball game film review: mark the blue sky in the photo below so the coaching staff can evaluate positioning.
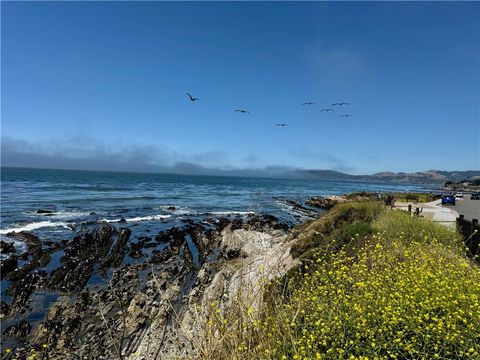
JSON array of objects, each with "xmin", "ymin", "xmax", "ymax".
[{"xmin": 2, "ymin": 1, "xmax": 479, "ymax": 174}]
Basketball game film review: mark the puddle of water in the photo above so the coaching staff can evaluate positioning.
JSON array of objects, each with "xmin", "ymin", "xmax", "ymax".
[
  {"xmin": 46, "ymin": 249, "xmax": 65, "ymax": 274},
  {"xmin": 87, "ymin": 269, "xmax": 112, "ymax": 291},
  {"xmin": 185, "ymin": 235, "xmax": 200, "ymax": 268},
  {"xmin": 1, "ymin": 278, "xmax": 12, "ymax": 304}
]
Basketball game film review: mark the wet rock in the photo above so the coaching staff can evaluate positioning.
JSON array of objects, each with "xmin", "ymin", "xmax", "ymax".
[
  {"xmin": 36, "ymin": 209, "xmax": 55, "ymax": 215},
  {"xmin": 0, "ymin": 301, "xmax": 10, "ymax": 319},
  {"xmin": 155, "ymin": 231, "xmax": 170, "ymax": 243},
  {"xmin": 47, "ymin": 225, "xmax": 116, "ymax": 293},
  {"xmin": 3, "ymin": 320, "xmax": 32, "ymax": 339},
  {"xmin": 0, "ymin": 213, "xmax": 301, "ymax": 358},
  {"xmin": 231, "ymin": 218, "xmax": 244, "ymax": 230},
  {"xmin": 245, "ymin": 214, "xmax": 290, "ymax": 232},
  {"xmin": 6, "ymin": 231, "xmax": 42, "ymax": 254},
  {"xmin": 128, "ymin": 236, "xmax": 153, "ymax": 259},
  {"xmin": 7, "ymin": 271, "xmax": 42, "ymax": 313},
  {"xmin": 167, "ymin": 206, "xmax": 176, "ymax": 211},
  {"xmin": 42, "ymin": 240, "xmax": 55, "ymax": 247},
  {"xmin": 101, "ymin": 228, "xmax": 131, "ymax": 271},
  {"xmin": 0, "ymin": 240, "xmax": 16, "ymax": 254},
  {"xmin": 150, "ymin": 249, "xmax": 171, "ymax": 264},
  {"xmin": 0, "ymin": 256, "xmax": 18, "ymax": 280},
  {"xmin": 306, "ymin": 196, "xmax": 337, "ymax": 210}
]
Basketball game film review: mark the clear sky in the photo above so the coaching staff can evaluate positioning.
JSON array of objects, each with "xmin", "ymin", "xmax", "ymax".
[{"xmin": 2, "ymin": 1, "xmax": 479, "ymax": 175}]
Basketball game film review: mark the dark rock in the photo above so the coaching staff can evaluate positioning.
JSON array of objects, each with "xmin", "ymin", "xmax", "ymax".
[
  {"xmin": 244, "ymin": 214, "xmax": 289, "ymax": 232},
  {"xmin": 155, "ymin": 231, "xmax": 170, "ymax": 243},
  {"xmin": 0, "ymin": 240, "xmax": 16, "ymax": 254},
  {"xmin": 231, "ymin": 218, "xmax": 244, "ymax": 230},
  {"xmin": 306, "ymin": 197, "xmax": 337, "ymax": 210},
  {"xmin": 101, "ymin": 228, "xmax": 132, "ymax": 271},
  {"xmin": 3, "ymin": 319, "xmax": 31, "ymax": 339},
  {"xmin": 36, "ymin": 209, "xmax": 55, "ymax": 215},
  {"xmin": 225, "ymin": 247, "xmax": 242, "ymax": 259},
  {"xmin": 7, "ymin": 271, "xmax": 42, "ymax": 313},
  {"xmin": 0, "ymin": 301, "xmax": 10, "ymax": 318},
  {"xmin": 119, "ymin": 218, "xmax": 127, "ymax": 223},
  {"xmin": 6, "ymin": 231, "xmax": 42, "ymax": 254},
  {"xmin": 128, "ymin": 235, "xmax": 154, "ymax": 258},
  {"xmin": 47, "ymin": 225, "xmax": 117, "ymax": 293},
  {"xmin": 167, "ymin": 206, "xmax": 176, "ymax": 211},
  {"xmin": 0, "ymin": 256, "xmax": 18, "ymax": 280}
]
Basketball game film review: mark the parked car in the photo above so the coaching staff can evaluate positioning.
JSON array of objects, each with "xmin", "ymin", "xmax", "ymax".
[
  {"xmin": 441, "ymin": 195, "xmax": 456, "ymax": 206},
  {"xmin": 471, "ymin": 193, "xmax": 480, "ymax": 200},
  {"xmin": 455, "ymin": 192, "xmax": 464, "ymax": 198}
]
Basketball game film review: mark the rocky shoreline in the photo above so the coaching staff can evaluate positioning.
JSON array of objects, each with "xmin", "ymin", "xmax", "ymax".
[{"xmin": 0, "ymin": 196, "xmax": 331, "ymax": 359}]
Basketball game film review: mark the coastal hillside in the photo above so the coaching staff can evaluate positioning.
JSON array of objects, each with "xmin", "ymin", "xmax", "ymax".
[
  {"xmin": 200, "ymin": 201, "xmax": 480, "ymax": 359},
  {"xmin": 296, "ymin": 169, "xmax": 480, "ymax": 185}
]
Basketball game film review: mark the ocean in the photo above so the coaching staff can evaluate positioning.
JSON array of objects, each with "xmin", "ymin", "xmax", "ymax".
[{"xmin": 0, "ymin": 166, "xmax": 433, "ymax": 249}]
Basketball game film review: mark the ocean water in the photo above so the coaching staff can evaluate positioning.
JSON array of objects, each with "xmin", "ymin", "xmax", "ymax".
[
  {"xmin": 1, "ymin": 167, "xmax": 433, "ymax": 250},
  {"xmin": 0, "ymin": 168, "xmax": 436, "ymax": 247}
]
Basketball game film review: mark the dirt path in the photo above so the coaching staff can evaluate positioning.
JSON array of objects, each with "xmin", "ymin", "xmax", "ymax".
[{"xmin": 394, "ymin": 199, "xmax": 458, "ymax": 226}]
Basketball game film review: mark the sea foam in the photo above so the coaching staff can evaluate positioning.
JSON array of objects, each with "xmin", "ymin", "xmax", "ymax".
[{"xmin": 0, "ymin": 221, "xmax": 72, "ymax": 235}]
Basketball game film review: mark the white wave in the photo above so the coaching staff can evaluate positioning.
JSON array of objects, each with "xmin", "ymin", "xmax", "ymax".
[
  {"xmin": 0, "ymin": 238, "xmax": 27, "ymax": 259},
  {"xmin": 208, "ymin": 211, "xmax": 255, "ymax": 216},
  {"xmin": 100, "ymin": 214, "xmax": 172, "ymax": 223},
  {"xmin": 32, "ymin": 210, "xmax": 91, "ymax": 219},
  {"xmin": 0, "ymin": 221, "xmax": 72, "ymax": 235}
]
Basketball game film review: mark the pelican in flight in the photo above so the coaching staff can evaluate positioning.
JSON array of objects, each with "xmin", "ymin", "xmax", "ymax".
[
  {"xmin": 302, "ymin": 102, "xmax": 316, "ymax": 105},
  {"xmin": 320, "ymin": 109, "xmax": 334, "ymax": 112},
  {"xmin": 235, "ymin": 109, "xmax": 250, "ymax": 114},
  {"xmin": 275, "ymin": 123, "xmax": 289, "ymax": 127},
  {"xmin": 339, "ymin": 114, "xmax": 353, "ymax": 117},
  {"xmin": 186, "ymin": 92, "xmax": 199, "ymax": 101},
  {"xmin": 332, "ymin": 102, "xmax": 350, "ymax": 106}
]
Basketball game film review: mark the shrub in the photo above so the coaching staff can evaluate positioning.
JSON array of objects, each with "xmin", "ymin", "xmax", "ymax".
[
  {"xmin": 290, "ymin": 201, "xmax": 381, "ymax": 259},
  {"xmin": 374, "ymin": 210, "xmax": 463, "ymax": 251}
]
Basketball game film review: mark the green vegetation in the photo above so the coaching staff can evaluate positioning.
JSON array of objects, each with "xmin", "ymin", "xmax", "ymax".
[
  {"xmin": 387, "ymin": 192, "xmax": 442, "ymax": 203},
  {"xmin": 290, "ymin": 201, "xmax": 381, "ymax": 259},
  {"xmin": 201, "ymin": 202, "xmax": 480, "ymax": 360}
]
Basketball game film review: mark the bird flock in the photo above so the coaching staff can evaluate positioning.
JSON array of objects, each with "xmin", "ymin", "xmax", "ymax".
[{"xmin": 186, "ymin": 92, "xmax": 353, "ymax": 127}]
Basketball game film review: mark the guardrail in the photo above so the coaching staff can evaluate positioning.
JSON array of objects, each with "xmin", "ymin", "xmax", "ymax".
[{"xmin": 456, "ymin": 215, "xmax": 479, "ymax": 262}]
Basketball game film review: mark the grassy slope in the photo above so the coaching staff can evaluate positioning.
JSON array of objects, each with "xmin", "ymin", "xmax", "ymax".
[{"xmin": 200, "ymin": 202, "xmax": 480, "ymax": 360}]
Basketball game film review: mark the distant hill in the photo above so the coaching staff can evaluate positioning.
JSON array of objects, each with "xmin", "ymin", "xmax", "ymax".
[{"xmin": 294, "ymin": 169, "xmax": 480, "ymax": 185}]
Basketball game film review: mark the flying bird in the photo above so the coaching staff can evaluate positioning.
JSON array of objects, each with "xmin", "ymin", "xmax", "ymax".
[
  {"xmin": 332, "ymin": 102, "xmax": 350, "ymax": 106},
  {"xmin": 186, "ymin": 92, "xmax": 199, "ymax": 101},
  {"xmin": 339, "ymin": 114, "xmax": 353, "ymax": 117},
  {"xmin": 320, "ymin": 108, "xmax": 334, "ymax": 112},
  {"xmin": 275, "ymin": 123, "xmax": 289, "ymax": 127},
  {"xmin": 235, "ymin": 109, "xmax": 250, "ymax": 114},
  {"xmin": 302, "ymin": 102, "xmax": 316, "ymax": 105}
]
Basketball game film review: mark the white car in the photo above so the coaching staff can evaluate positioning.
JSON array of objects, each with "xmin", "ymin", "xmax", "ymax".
[{"xmin": 455, "ymin": 193, "xmax": 464, "ymax": 198}]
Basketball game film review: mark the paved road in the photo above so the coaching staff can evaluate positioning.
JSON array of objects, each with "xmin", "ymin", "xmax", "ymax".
[{"xmin": 452, "ymin": 196, "xmax": 480, "ymax": 222}]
